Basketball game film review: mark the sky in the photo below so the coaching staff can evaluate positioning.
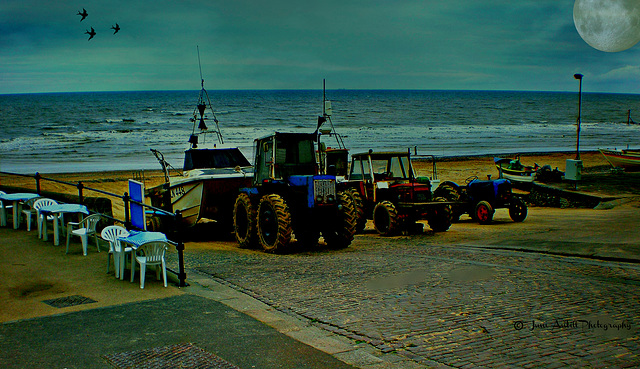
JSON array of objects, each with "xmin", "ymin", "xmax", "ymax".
[{"xmin": 2, "ymin": 0, "xmax": 640, "ymax": 94}]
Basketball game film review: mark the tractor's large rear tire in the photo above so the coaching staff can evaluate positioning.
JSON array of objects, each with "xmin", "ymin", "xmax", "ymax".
[
  {"xmin": 373, "ymin": 201, "xmax": 399, "ymax": 236},
  {"xmin": 428, "ymin": 197, "xmax": 452, "ymax": 232},
  {"xmin": 433, "ymin": 182, "xmax": 463, "ymax": 222},
  {"xmin": 233, "ymin": 193, "xmax": 256, "ymax": 248},
  {"xmin": 346, "ymin": 188, "xmax": 366, "ymax": 233},
  {"xmin": 257, "ymin": 194, "xmax": 293, "ymax": 252},
  {"xmin": 323, "ymin": 191, "xmax": 357, "ymax": 249},
  {"xmin": 509, "ymin": 197, "xmax": 528, "ymax": 222}
]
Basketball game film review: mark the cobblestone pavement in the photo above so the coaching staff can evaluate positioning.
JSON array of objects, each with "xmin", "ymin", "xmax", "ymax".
[{"xmin": 170, "ymin": 234, "xmax": 640, "ymax": 368}]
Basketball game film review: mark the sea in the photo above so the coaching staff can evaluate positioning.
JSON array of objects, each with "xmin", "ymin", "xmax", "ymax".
[{"xmin": 1, "ymin": 89, "xmax": 640, "ymax": 174}]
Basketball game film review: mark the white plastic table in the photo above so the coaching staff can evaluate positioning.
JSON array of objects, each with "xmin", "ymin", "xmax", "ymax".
[
  {"xmin": 39, "ymin": 204, "xmax": 90, "ymax": 245},
  {"xmin": 0, "ymin": 193, "xmax": 39, "ymax": 229},
  {"xmin": 117, "ymin": 231, "xmax": 169, "ymax": 281}
]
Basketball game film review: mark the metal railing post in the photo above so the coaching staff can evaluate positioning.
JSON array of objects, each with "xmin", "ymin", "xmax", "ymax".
[
  {"xmin": 123, "ymin": 192, "xmax": 131, "ymax": 230},
  {"xmin": 35, "ymin": 172, "xmax": 42, "ymax": 195},
  {"xmin": 174, "ymin": 210, "xmax": 188, "ymax": 287},
  {"xmin": 77, "ymin": 181, "xmax": 84, "ymax": 204},
  {"xmin": 175, "ymin": 240, "xmax": 188, "ymax": 287}
]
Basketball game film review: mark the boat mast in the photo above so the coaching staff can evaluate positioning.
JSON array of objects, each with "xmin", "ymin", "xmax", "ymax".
[{"xmin": 191, "ymin": 46, "xmax": 224, "ymax": 148}]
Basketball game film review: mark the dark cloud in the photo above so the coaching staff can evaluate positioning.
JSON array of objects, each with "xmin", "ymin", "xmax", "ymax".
[{"xmin": 2, "ymin": 0, "xmax": 640, "ymax": 93}]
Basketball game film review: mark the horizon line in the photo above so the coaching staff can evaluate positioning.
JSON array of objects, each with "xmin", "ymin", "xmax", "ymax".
[{"xmin": 2, "ymin": 88, "xmax": 637, "ymax": 96}]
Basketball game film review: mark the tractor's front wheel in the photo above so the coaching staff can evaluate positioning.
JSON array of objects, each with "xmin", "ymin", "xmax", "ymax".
[
  {"xmin": 233, "ymin": 193, "xmax": 257, "ymax": 248},
  {"xmin": 373, "ymin": 201, "xmax": 399, "ymax": 236},
  {"xmin": 323, "ymin": 191, "xmax": 357, "ymax": 249},
  {"xmin": 475, "ymin": 201, "xmax": 494, "ymax": 224},
  {"xmin": 257, "ymin": 194, "xmax": 293, "ymax": 252}
]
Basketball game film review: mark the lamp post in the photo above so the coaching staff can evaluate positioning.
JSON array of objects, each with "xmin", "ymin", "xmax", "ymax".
[
  {"xmin": 565, "ymin": 73, "xmax": 585, "ymax": 189},
  {"xmin": 574, "ymin": 73, "xmax": 583, "ymax": 160}
]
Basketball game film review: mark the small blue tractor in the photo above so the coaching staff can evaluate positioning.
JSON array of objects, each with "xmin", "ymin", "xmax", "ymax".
[{"xmin": 433, "ymin": 176, "xmax": 527, "ymax": 224}]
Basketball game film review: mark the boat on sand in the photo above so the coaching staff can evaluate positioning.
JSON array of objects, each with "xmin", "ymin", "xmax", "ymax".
[
  {"xmin": 146, "ymin": 64, "xmax": 252, "ymax": 231},
  {"xmin": 494, "ymin": 156, "xmax": 538, "ymax": 185},
  {"xmin": 599, "ymin": 148, "xmax": 640, "ymax": 171}
]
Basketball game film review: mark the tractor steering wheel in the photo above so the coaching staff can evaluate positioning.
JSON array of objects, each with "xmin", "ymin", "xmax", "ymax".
[{"xmin": 465, "ymin": 175, "xmax": 479, "ymax": 185}]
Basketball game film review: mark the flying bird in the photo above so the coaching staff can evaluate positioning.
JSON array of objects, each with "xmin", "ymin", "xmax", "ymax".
[
  {"xmin": 111, "ymin": 23, "xmax": 120, "ymax": 34},
  {"xmin": 77, "ymin": 8, "xmax": 88, "ymax": 21},
  {"xmin": 85, "ymin": 27, "xmax": 96, "ymax": 40}
]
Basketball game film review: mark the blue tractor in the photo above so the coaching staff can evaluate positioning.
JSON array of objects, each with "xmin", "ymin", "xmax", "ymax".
[
  {"xmin": 232, "ymin": 132, "xmax": 357, "ymax": 252},
  {"xmin": 433, "ymin": 176, "xmax": 527, "ymax": 224}
]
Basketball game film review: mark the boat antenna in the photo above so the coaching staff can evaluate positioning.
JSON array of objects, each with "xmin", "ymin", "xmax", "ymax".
[
  {"xmin": 323, "ymin": 79, "xmax": 330, "ymax": 121},
  {"xmin": 317, "ymin": 79, "xmax": 345, "ymax": 149},
  {"xmin": 198, "ymin": 46, "xmax": 204, "ymax": 89},
  {"xmin": 191, "ymin": 46, "xmax": 224, "ymax": 146}
]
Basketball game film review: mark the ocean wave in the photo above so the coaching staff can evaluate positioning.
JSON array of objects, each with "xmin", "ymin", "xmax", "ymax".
[
  {"xmin": 2, "ymin": 90, "xmax": 640, "ymax": 172},
  {"xmin": 42, "ymin": 125, "xmax": 72, "ymax": 130}
]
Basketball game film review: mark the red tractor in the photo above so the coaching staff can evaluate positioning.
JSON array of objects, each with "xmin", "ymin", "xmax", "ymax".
[{"xmin": 343, "ymin": 150, "xmax": 451, "ymax": 236}]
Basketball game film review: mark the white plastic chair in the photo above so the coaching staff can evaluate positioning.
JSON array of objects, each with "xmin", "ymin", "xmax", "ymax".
[
  {"xmin": 100, "ymin": 225, "xmax": 131, "ymax": 278},
  {"xmin": 20, "ymin": 196, "xmax": 42, "ymax": 231},
  {"xmin": 33, "ymin": 198, "xmax": 58, "ymax": 238},
  {"xmin": 130, "ymin": 241, "xmax": 169, "ymax": 289},
  {"xmin": 0, "ymin": 191, "xmax": 11, "ymax": 227},
  {"xmin": 66, "ymin": 214, "xmax": 101, "ymax": 256}
]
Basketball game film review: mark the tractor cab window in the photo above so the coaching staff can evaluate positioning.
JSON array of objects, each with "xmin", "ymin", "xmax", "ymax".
[
  {"xmin": 371, "ymin": 158, "xmax": 396, "ymax": 180},
  {"xmin": 297, "ymin": 140, "xmax": 315, "ymax": 164},
  {"xmin": 371, "ymin": 159, "xmax": 388, "ymax": 176},
  {"xmin": 388, "ymin": 156, "xmax": 411, "ymax": 179},
  {"xmin": 274, "ymin": 138, "xmax": 314, "ymax": 164},
  {"xmin": 349, "ymin": 157, "xmax": 373, "ymax": 181},
  {"xmin": 253, "ymin": 139, "xmax": 275, "ymax": 184},
  {"xmin": 273, "ymin": 137, "xmax": 316, "ymax": 178}
]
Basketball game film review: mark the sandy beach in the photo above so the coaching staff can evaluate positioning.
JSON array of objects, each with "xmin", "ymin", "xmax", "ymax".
[
  {"xmin": 0, "ymin": 150, "xmax": 622, "ymax": 222},
  {"xmin": 1, "ymin": 150, "xmax": 611, "ymax": 190}
]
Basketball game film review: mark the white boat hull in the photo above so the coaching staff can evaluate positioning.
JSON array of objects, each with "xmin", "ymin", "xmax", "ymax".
[
  {"xmin": 499, "ymin": 171, "xmax": 536, "ymax": 183},
  {"xmin": 168, "ymin": 179, "xmax": 204, "ymax": 225},
  {"xmin": 150, "ymin": 169, "xmax": 253, "ymax": 227},
  {"xmin": 599, "ymin": 148, "xmax": 640, "ymax": 171}
]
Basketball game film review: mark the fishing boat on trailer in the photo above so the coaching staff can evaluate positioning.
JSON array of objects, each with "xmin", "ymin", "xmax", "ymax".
[
  {"xmin": 146, "ymin": 59, "xmax": 253, "ymax": 231},
  {"xmin": 598, "ymin": 148, "xmax": 640, "ymax": 171},
  {"xmin": 494, "ymin": 156, "xmax": 539, "ymax": 185}
]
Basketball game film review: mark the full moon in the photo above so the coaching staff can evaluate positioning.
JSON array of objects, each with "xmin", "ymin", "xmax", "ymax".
[{"xmin": 573, "ymin": 0, "xmax": 640, "ymax": 52}]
